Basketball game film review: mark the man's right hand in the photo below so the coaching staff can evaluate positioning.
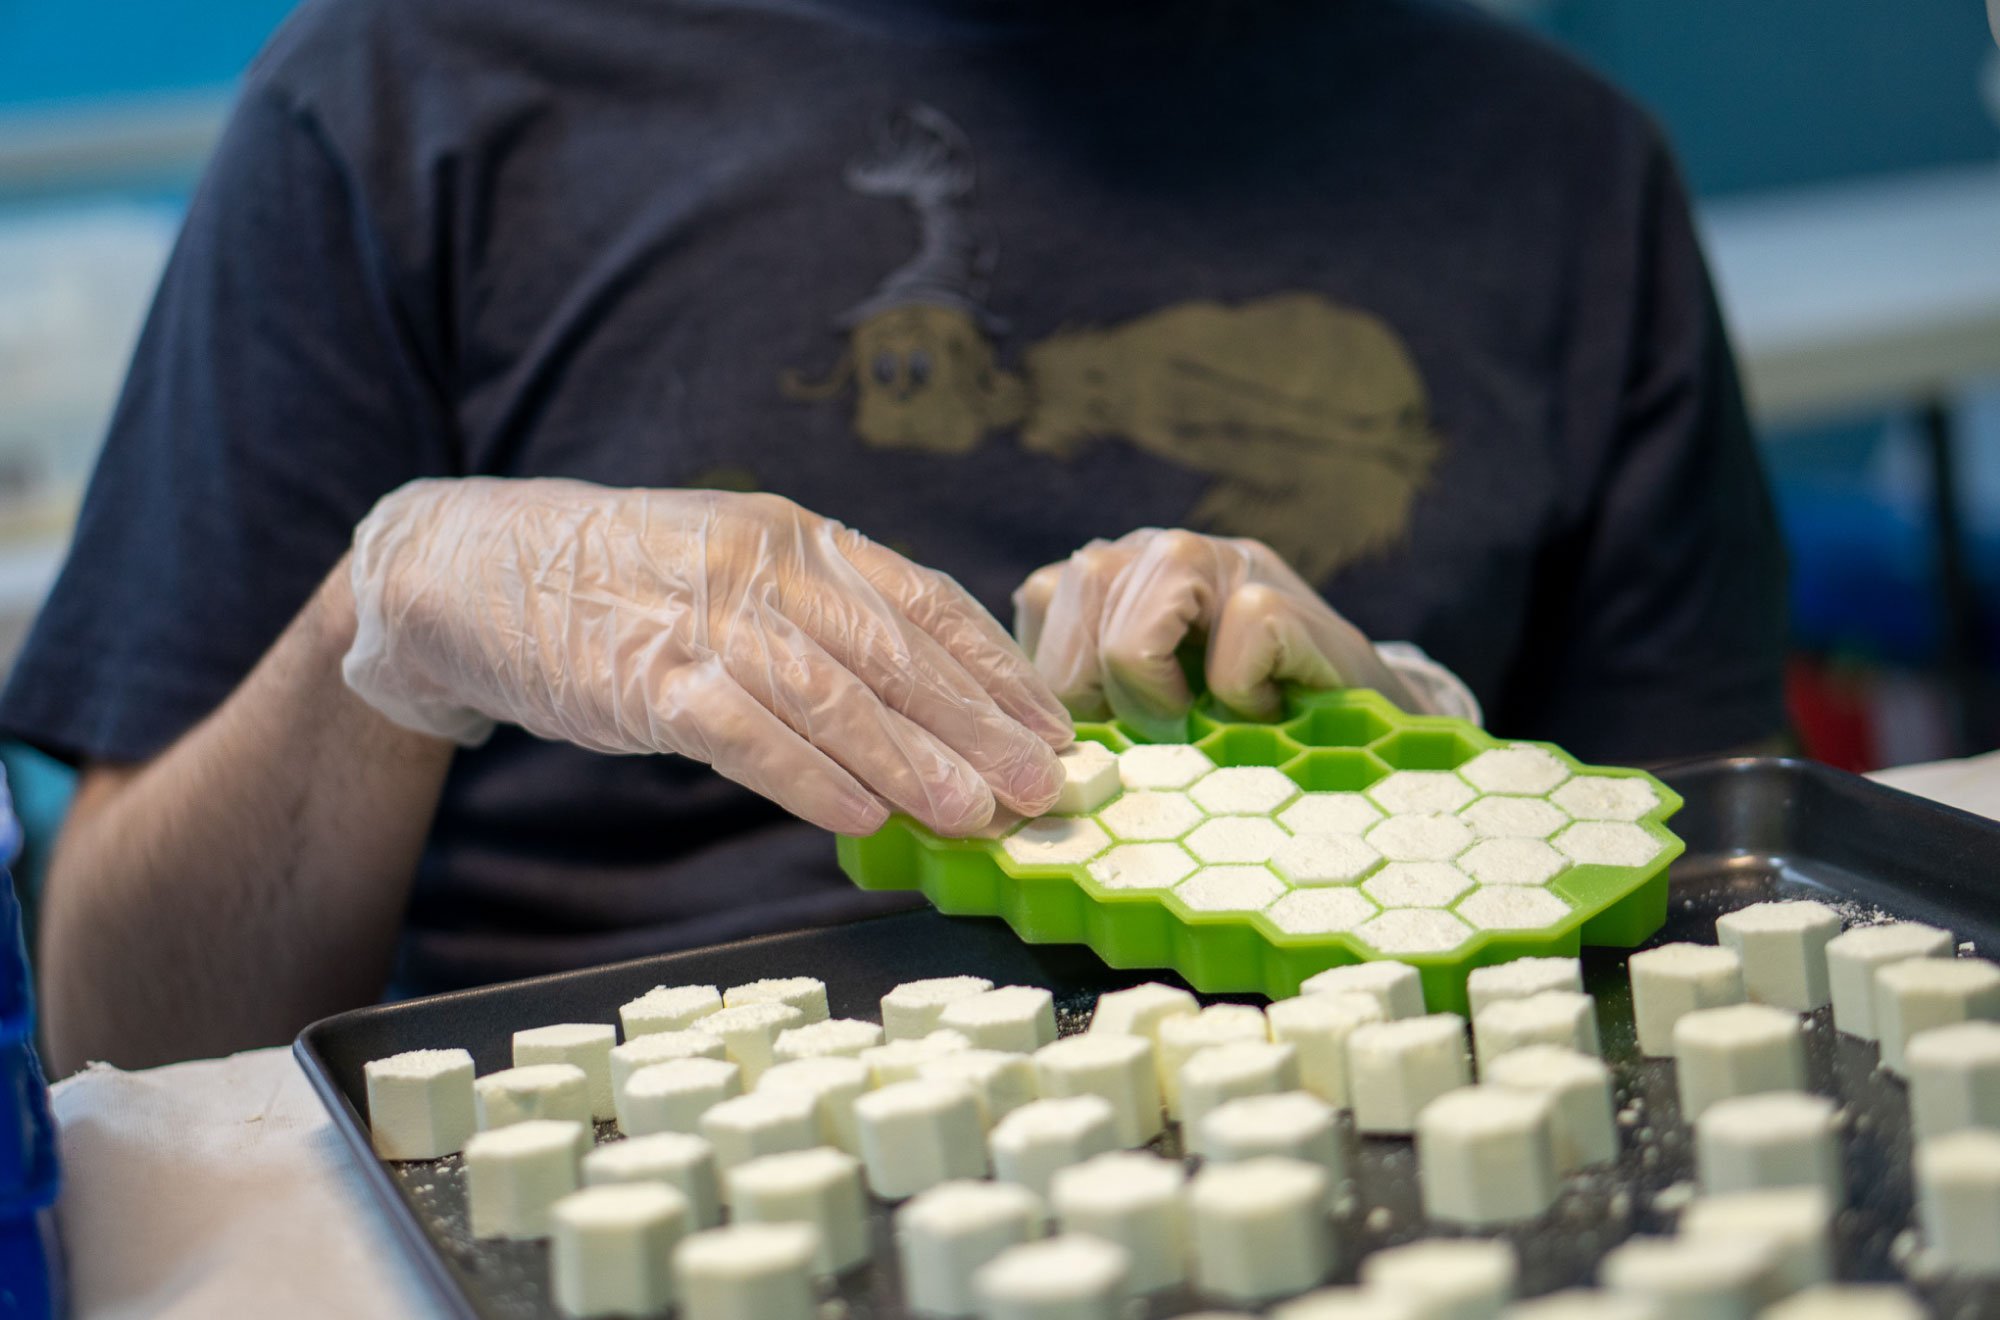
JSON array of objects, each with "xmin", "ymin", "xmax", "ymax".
[{"xmin": 343, "ymin": 479, "xmax": 1072, "ymax": 836}]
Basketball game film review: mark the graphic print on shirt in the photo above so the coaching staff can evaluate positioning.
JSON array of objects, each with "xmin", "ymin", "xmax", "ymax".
[{"xmin": 782, "ymin": 105, "xmax": 1441, "ymax": 583}]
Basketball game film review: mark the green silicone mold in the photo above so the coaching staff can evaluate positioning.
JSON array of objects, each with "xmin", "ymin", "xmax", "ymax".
[{"xmin": 837, "ymin": 688, "xmax": 1683, "ymax": 1015}]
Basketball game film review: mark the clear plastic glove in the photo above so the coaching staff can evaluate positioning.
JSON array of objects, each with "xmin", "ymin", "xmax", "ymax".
[
  {"xmin": 343, "ymin": 478, "xmax": 1071, "ymax": 836},
  {"xmin": 1013, "ymin": 528, "xmax": 1430, "ymax": 734}
]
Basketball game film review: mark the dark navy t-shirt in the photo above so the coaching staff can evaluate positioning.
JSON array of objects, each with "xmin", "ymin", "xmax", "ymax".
[{"xmin": 1, "ymin": 0, "xmax": 1786, "ymax": 993}]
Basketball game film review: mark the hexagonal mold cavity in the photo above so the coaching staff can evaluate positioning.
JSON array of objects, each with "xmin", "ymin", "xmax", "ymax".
[
  {"xmin": 1003, "ymin": 816, "xmax": 1111, "ymax": 867},
  {"xmin": 1367, "ymin": 770, "xmax": 1478, "ymax": 816},
  {"xmin": 1116, "ymin": 744, "xmax": 1216, "ymax": 791},
  {"xmin": 1459, "ymin": 745, "xmax": 1571, "ymax": 797},
  {"xmin": 1271, "ymin": 833, "xmax": 1382, "ymax": 886},
  {"xmin": 1190, "ymin": 766, "xmax": 1301, "ymax": 816},
  {"xmin": 1460, "ymin": 797, "xmax": 1569, "ymax": 840},
  {"xmin": 1175, "ymin": 865, "xmax": 1287, "ymax": 913},
  {"xmin": 1267, "ymin": 887, "xmax": 1380, "ymax": 935},
  {"xmin": 1457, "ymin": 886, "xmax": 1573, "ymax": 931},
  {"xmin": 1362, "ymin": 862, "xmax": 1474, "ymax": 909},
  {"xmin": 1279, "ymin": 791, "xmax": 1384, "ymax": 836},
  {"xmin": 1357, "ymin": 907, "xmax": 1476, "ymax": 955},
  {"xmin": 1370, "ymin": 727, "xmax": 1484, "ymax": 771},
  {"xmin": 1098, "ymin": 791, "xmax": 1205, "ymax": 842},
  {"xmin": 1193, "ymin": 726, "xmax": 1302, "ymax": 770},
  {"xmin": 1551, "ymin": 776, "xmax": 1660, "ymax": 823},
  {"xmin": 1185, "ymin": 817, "xmax": 1290, "ymax": 865},
  {"xmin": 1459, "ymin": 838, "xmax": 1566, "ymax": 887},
  {"xmin": 1283, "ymin": 702, "xmax": 1395, "ymax": 749},
  {"xmin": 1365, "ymin": 813, "xmax": 1476, "ymax": 863},
  {"xmin": 1552, "ymin": 821, "xmax": 1664, "ymax": 868},
  {"xmin": 1087, "ymin": 842, "xmax": 1199, "ymax": 892},
  {"xmin": 1284, "ymin": 748, "xmax": 1390, "ymax": 795}
]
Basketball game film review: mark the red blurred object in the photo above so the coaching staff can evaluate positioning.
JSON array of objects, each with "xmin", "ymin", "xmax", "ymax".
[{"xmin": 1786, "ymin": 656, "xmax": 1876, "ymax": 772}]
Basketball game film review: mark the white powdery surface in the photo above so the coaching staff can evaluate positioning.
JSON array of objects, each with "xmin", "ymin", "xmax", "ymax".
[
  {"xmin": 1457, "ymin": 886, "xmax": 1572, "ymax": 931},
  {"xmin": 1117, "ymin": 744, "xmax": 1217, "ymax": 791},
  {"xmin": 1086, "ymin": 842, "xmax": 1199, "ymax": 891},
  {"xmin": 1553, "ymin": 821, "xmax": 1663, "ymax": 868},
  {"xmin": 1363, "ymin": 862, "xmax": 1474, "ymax": 909},
  {"xmin": 1053, "ymin": 742, "xmax": 1121, "ymax": 815},
  {"xmin": 1267, "ymin": 887, "xmax": 1380, "ymax": 935},
  {"xmin": 1459, "ymin": 745, "xmax": 1571, "ymax": 796},
  {"xmin": 1368, "ymin": 770, "xmax": 1477, "ymax": 815},
  {"xmin": 1278, "ymin": 792, "xmax": 1384, "ymax": 836},
  {"xmin": 1185, "ymin": 816, "xmax": 1290, "ymax": 865},
  {"xmin": 1367, "ymin": 813, "xmax": 1475, "ymax": 862},
  {"xmin": 1459, "ymin": 838, "xmax": 1566, "ymax": 887},
  {"xmin": 1460, "ymin": 796, "xmax": 1570, "ymax": 840},
  {"xmin": 1551, "ymin": 775, "xmax": 1659, "ymax": 822},
  {"xmin": 1271, "ymin": 833, "xmax": 1382, "ymax": 886},
  {"xmin": 1188, "ymin": 766, "xmax": 1300, "ymax": 816},
  {"xmin": 1174, "ymin": 865, "xmax": 1287, "ymax": 913},
  {"xmin": 1097, "ymin": 791, "xmax": 1205, "ymax": 842},
  {"xmin": 1002, "ymin": 816, "xmax": 1112, "ymax": 867},
  {"xmin": 1358, "ymin": 907, "xmax": 1475, "ymax": 954}
]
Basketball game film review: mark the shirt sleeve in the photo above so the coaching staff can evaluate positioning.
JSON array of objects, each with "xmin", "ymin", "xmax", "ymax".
[
  {"xmin": 1493, "ymin": 132, "xmax": 1788, "ymax": 764},
  {"xmin": 0, "ymin": 82, "xmax": 453, "ymax": 765}
]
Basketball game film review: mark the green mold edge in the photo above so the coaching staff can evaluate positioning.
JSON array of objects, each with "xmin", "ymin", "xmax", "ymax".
[{"xmin": 835, "ymin": 689, "xmax": 1685, "ymax": 1016}]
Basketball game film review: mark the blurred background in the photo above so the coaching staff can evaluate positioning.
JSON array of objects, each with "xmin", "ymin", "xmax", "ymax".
[{"xmin": 1, "ymin": 0, "xmax": 1997, "ymax": 868}]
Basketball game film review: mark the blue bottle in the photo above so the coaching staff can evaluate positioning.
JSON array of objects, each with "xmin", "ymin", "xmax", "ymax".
[{"xmin": 0, "ymin": 769, "xmax": 63, "ymax": 1319}]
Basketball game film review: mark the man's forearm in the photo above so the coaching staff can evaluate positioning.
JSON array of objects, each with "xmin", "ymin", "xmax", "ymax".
[{"xmin": 40, "ymin": 557, "xmax": 456, "ymax": 1074}]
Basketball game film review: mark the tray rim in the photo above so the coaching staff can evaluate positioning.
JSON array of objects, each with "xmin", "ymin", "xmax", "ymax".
[{"xmin": 293, "ymin": 753, "xmax": 2000, "ymax": 1320}]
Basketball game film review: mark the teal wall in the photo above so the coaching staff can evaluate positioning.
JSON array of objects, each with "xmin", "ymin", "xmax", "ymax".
[
  {"xmin": 1543, "ymin": 0, "xmax": 1999, "ymax": 195},
  {"xmin": 0, "ymin": 0, "xmax": 297, "ymax": 107},
  {"xmin": 2, "ymin": 1, "xmax": 1995, "ymax": 197}
]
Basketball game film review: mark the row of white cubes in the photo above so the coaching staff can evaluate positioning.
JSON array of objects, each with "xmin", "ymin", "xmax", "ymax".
[
  {"xmin": 365, "ymin": 905, "xmax": 2000, "ymax": 1318},
  {"xmin": 1628, "ymin": 900, "xmax": 2000, "ymax": 1279}
]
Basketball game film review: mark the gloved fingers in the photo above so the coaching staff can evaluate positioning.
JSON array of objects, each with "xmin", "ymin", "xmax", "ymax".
[
  {"xmin": 1010, "ymin": 562, "xmax": 1063, "ymax": 660},
  {"xmin": 1207, "ymin": 582, "xmax": 1347, "ymax": 722},
  {"xmin": 1026, "ymin": 538, "xmax": 1139, "ymax": 721},
  {"xmin": 720, "ymin": 604, "xmax": 1000, "ymax": 836},
  {"xmin": 1097, "ymin": 529, "xmax": 1237, "ymax": 729},
  {"xmin": 835, "ymin": 528, "xmax": 1073, "ymax": 747},
  {"xmin": 791, "ymin": 536, "xmax": 1063, "ymax": 816},
  {"xmin": 651, "ymin": 656, "xmax": 892, "ymax": 836}
]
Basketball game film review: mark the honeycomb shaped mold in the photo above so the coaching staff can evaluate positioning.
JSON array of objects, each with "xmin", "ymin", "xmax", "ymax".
[{"xmin": 836, "ymin": 688, "xmax": 1684, "ymax": 1014}]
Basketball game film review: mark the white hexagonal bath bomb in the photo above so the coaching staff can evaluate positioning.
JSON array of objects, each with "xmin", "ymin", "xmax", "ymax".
[
  {"xmin": 1267, "ymin": 888, "xmax": 1379, "ymax": 936},
  {"xmin": 1098, "ymin": 791, "xmax": 1205, "ymax": 842},
  {"xmin": 1186, "ymin": 816, "xmax": 1291, "ymax": 865},
  {"xmin": 1002, "ymin": 816, "xmax": 1110, "ymax": 867},
  {"xmin": 1272, "ymin": 833, "xmax": 1381, "ymax": 887},
  {"xmin": 1460, "ymin": 745, "xmax": 1571, "ymax": 797},
  {"xmin": 1175, "ymin": 865, "xmax": 1287, "ymax": 914},
  {"xmin": 1716, "ymin": 900, "xmax": 1842, "ymax": 1012},
  {"xmin": 1358, "ymin": 908, "xmax": 1476, "ymax": 955},
  {"xmin": 1460, "ymin": 838, "xmax": 1566, "ymax": 887},
  {"xmin": 1368, "ymin": 770, "xmax": 1477, "ymax": 816},
  {"xmin": 1278, "ymin": 792, "xmax": 1384, "ymax": 836},
  {"xmin": 1552, "ymin": 775, "xmax": 1659, "ymax": 822},
  {"xmin": 1367, "ymin": 813, "xmax": 1475, "ymax": 863},
  {"xmin": 1190, "ymin": 766, "xmax": 1301, "ymax": 816},
  {"xmin": 1553, "ymin": 821, "xmax": 1664, "ymax": 868},
  {"xmin": 1117, "ymin": 743, "xmax": 1217, "ymax": 790},
  {"xmin": 1460, "ymin": 796, "xmax": 1570, "ymax": 841},
  {"xmin": 1363, "ymin": 862, "xmax": 1473, "ymax": 909},
  {"xmin": 1052, "ymin": 741, "xmax": 1122, "ymax": 816},
  {"xmin": 1086, "ymin": 843, "xmax": 1199, "ymax": 892},
  {"xmin": 1458, "ymin": 887, "xmax": 1573, "ymax": 932}
]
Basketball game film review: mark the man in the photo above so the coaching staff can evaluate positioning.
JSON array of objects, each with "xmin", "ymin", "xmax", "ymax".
[{"xmin": 3, "ymin": 0, "xmax": 1785, "ymax": 1074}]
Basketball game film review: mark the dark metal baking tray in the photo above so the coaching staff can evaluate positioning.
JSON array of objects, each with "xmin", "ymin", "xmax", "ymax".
[{"xmin": 296, "ymin": 757, "xmax": 2000, "ymax": 1319}]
